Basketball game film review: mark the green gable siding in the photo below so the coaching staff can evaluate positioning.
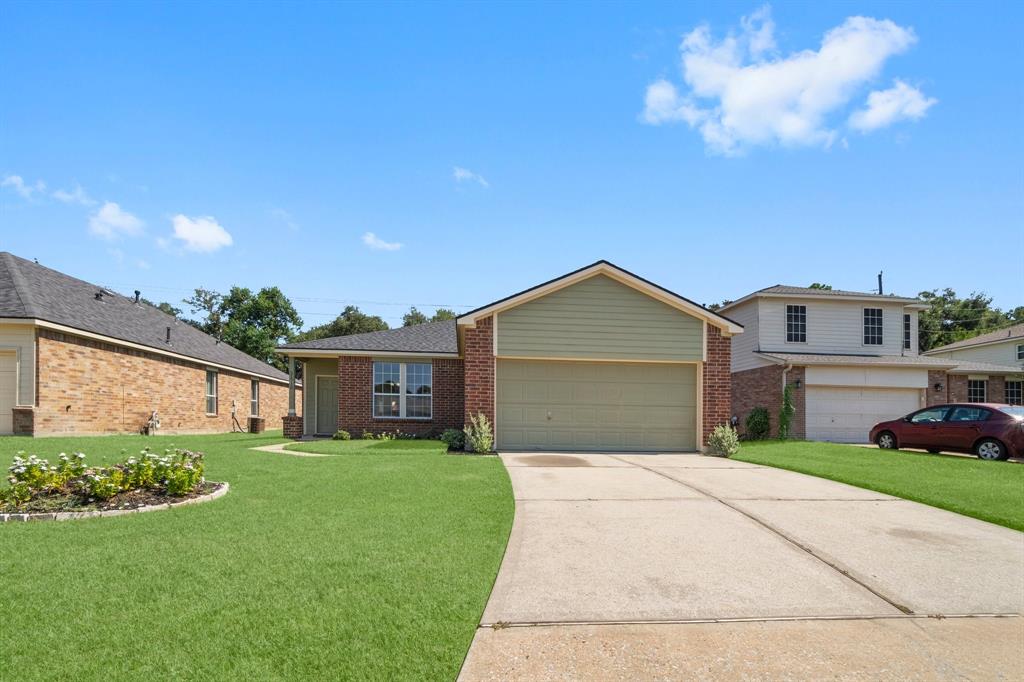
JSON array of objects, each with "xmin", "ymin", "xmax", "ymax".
[{"xmin": 496, "ymin": 274, "xmax": 704, "ymax": 361}]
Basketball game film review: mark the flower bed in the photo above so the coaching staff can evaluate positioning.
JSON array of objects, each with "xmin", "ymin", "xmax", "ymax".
[{"xmin": 1, "ymin": 447, "xmax": 221, "ymax": 516}]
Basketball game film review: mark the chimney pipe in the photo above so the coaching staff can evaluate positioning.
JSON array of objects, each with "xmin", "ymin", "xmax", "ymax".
[
  {"xmin": 134, "ymin": 290, "xmax": 141, "ymax": 304},
  {"xmin": 166, "ymin": 326, "xmax": 171, "ymax": 344},
  {"xmin": 877, "ymin": 271, "xmax": 884, "ymax": 296}
]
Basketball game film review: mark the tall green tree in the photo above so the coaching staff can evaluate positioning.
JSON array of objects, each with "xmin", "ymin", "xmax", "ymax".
[
  {"xmin": 402, "ymin": 306, "xmax": 458, "ymax": 326},
  {"xmin": 185, "ymin": 286, "xmax": 302, "ymax": 370},
  {"xmin": 917, "ymin": 288, "xmax": 1018, "ymax": 351},
  {"xmin": 293, "ymin": 305, "xmax": 388, "ymax": 342}
]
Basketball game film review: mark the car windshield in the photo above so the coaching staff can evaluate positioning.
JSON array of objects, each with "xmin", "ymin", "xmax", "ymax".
[{"xmin": 997, "ymin": 406, "xmax": 1024, "ymax": 419}]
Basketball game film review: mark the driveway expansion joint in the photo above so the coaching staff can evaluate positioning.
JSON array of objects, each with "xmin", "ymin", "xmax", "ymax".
[{"xmin": 478, "ymin": 612, "xmax": 1021, "ymax": 629}]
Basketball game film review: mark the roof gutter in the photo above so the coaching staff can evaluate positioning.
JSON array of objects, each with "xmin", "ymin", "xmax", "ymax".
[{"xmin": 276, "ymin": 348, "xmax": 460, "ymax": 359}]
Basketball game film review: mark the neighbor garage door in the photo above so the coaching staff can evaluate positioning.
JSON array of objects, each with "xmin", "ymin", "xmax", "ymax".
[
  {"xmin": 496, "ymin": 359, "xmax": 697, "ymax": 452},
  {"xmin": 806, "ymin": 386, "xmax": 921, "ymax": 443},
  {"xmin": 0, "ymin": 352, "xmax": 15, "ymax": 434}
]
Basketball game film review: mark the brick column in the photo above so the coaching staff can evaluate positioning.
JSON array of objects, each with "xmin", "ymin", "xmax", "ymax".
[
  {"xmin": 463, "ymin": 316, "xmax": 495, "ymax": 429},
  {"xmin": 12, "ymin": 407, "xmax": 34, "ymax": 436},
  {"xmin": 948, "ymin": 375, "xmax": 968, "ymax": 403},
  {"xmin": 989, "ymin": 376, "xmax": 1006, "ymax": 404},
  {"xmin": 702, "ymin": 325, "xmax": 731, "ymax": 446},
  {"xmin": 926, "ymin": 370, "xmax": 948, "ymax": 406},
  {"xmin": 282, "ymin": 415, "xmax": 303, "ymax": 439}
]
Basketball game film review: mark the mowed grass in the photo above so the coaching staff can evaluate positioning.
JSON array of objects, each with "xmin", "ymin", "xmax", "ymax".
[
  {"xmin": 734, "ymin": 440, "xmax": 1024, "ymax": 531},
  {"xmin": 0, "ymin": 432, "xmax": 513, "ymax": 681}
]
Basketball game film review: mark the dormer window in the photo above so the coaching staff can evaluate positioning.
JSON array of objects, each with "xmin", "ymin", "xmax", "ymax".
[
  {"xmin": 786, "ymin": 305, "xmax": 806, "ymax": 343},
  {"xmin": 864, "ymin": 308, "xmax": 883, "ymax": 345}
]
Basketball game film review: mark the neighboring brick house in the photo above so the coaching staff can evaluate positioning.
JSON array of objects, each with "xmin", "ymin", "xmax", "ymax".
[
  {"xmin": 720, "ymin": 285, "xmax": 1022, "ymax": 443},
  {"xmin": 923, "ymin": 324, "xmax": 1024, "ymax": 406},
  {"xmin": 0, "ymin": 252, "xmax": 300, "ymax": 436},
  {"xmin": 277, "ymin": 261, "xmax": 742, "ymax": 451}
]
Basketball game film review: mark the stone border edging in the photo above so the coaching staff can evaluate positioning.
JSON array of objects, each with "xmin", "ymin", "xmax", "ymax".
[{"xmin": 1, "ymin": 482, "xmax": 229, "ymax": 523}]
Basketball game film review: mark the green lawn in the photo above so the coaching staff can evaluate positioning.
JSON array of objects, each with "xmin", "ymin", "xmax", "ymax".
[
  {"xmin": 734, "ymin": 440, "xmax": 1024, "ymax": 531},
  {"xmin": 0, "ymin": 432, "xmax": 513, "ymax": 681}
]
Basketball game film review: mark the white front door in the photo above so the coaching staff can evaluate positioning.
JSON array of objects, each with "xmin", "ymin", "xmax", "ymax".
[
  {"xmin": 806, "ymin": 386, "xmax": 922, "ymax": 443},
  {"xmin": 0, "ymin": 352, "xmax": 16, "ymax": 434}
]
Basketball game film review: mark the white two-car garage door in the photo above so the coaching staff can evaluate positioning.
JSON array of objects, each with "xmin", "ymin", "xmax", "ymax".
[
  {"xmin": 496, "ymin": 359, "xmax": 697, "ymax": 452},
  {"xmin": 806, "ymin": 386, "xmax": 921, "ymax": 443}
]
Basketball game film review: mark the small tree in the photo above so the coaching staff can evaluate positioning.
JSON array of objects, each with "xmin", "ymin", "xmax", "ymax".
[{"xmin": 778, "ymin": 383, "xmax": 795, "ymax": 440}]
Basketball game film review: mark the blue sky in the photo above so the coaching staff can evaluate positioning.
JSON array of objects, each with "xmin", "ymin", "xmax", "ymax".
[{"xmin": 1, "ymin": 1, "xmax": 1021, "ymax": 328}]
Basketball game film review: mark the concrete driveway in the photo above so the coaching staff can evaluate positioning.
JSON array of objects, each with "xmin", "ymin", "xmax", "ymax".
[{"xmin": 460, "ymin": 453, "xmax": 1024, "ymax": 680}]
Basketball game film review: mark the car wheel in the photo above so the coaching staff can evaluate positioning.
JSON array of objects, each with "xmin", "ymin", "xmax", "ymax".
[
  {"xmin": 877, "ymin": 431, "xmax": 897, "ymax": 449},
  {"xmin": 975, "ymin": 439, "xmax": 1008, "ymax": 461}
]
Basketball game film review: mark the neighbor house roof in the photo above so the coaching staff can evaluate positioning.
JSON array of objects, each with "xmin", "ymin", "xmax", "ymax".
[
  {"xmin": 944, "ymin": 360, "xmax": 1024, "ymax": 376},
  {"xmin": 278, "ymin": 320, "xmax": 459, "ymax": 356},
  {"xmin": 755, "ymin": 351, "xmax": 956, "ymax": 369},
  {"xmin": 0, "ymin": 252, "xmax": 289, "ymax": 382},
  {"xmin": 720, "ymin": 285, "xmax": 926, "ymax": 312},
  {"xmin": 923, "ymin": 323, "xmax": 1024, "ymax": 354},
  {"xmin": 456, "ymin": 260, "xmax": 744, "ymax": 334}
]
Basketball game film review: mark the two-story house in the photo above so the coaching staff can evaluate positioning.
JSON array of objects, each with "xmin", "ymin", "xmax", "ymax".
[
  {"xmin": 720, "ymin": 286, "xmax": 1022, "ymax": 442},
  {"xmin": 923, "ymin": 323, "xmax": 1024, "ymax": 406}
]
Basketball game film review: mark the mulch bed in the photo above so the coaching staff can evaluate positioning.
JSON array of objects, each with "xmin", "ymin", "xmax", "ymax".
[{"xmin": 1, "ymin": 481, "xmax": 222, "ymax": 514}]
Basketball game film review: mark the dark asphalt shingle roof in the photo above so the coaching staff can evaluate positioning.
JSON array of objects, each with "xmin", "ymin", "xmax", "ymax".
[
  {"xmin": 754, "ymin": 285, "xmax": 921, "ymax": 301},
  {"xmin": 0, "ymin": 252, "xmax": 289, "ymax": 381},
  {"xmin": 279, "ymin": 319, "xmax": 458, "ymax": 354}
]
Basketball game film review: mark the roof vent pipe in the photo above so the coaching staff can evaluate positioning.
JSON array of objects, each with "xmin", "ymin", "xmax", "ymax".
[
  {"xmin": 95, "ymin": 291, "xmax": 103, "ymax": 301},
  {"xmin": 134, "ymin": 290, "xmax": 141, "ymax": 304},
  {"xmin": 166, "ymin": 327, "xmax": 171, "ymax": 344}
]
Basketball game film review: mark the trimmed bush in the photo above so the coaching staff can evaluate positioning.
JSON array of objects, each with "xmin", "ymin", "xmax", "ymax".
[
  {"xmin": 706, "ymin": 425, "xmax": 740, "ymax": 458},
  {"xmin": 440, "ymin": 429, "xmax": 465, "ymax": 451},
  {"xmin": 332, "ymin": 430, "xmax": 351, "ymax": 441},
  {"xmin": 745, "ymin": 407, "xmax": 771, "ymax": 440},
  {"xmin": 463, "ymin": 413, "xmax": 494, "ymax": 454}
]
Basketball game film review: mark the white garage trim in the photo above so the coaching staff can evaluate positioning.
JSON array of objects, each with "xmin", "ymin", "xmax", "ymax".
[{"xmin": 805, "ymin": 366, "xmax": 929, "ymax": 389}]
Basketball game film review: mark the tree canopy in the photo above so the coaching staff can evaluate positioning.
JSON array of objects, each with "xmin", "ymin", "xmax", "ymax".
[
  {"xmin": 292, "ymin": 305, "xmax": 389, "ymax": 342},
  {"xmin": 917, "ymin": 288, "xmax": 1023, "ymax": 352},
  {"xmin": 402, "ymin": 306, "xmax": 458, "ymax": 326}
]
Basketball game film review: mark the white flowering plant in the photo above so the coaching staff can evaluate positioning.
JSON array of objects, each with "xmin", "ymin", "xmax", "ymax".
[{"xmin": 1, "ymin": 447, "xmax": 206, "ymax": 509}]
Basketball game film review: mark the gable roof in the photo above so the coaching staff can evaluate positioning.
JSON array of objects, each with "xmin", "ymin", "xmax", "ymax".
[
  {"xmin": 720, "ymin": 284, "xmax": 925, "ymax": 312},
  {"xmin": 0, "ymin": 252, "xmax": 289, "ymax": 382},
  {"xmin": 278, "ymin": 320, "xmax": 458, "ymax": 355},
  {"xmin": 456, "ymin": 260, "xmax": 743, "ymax": 334},
  {"xmin": 924, "ymin": 323, "xmax": 1024, "ymax": 355}
]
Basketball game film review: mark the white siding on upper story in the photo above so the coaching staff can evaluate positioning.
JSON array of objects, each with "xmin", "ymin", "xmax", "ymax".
[
  {"xmin": 928, "ymin": 340, "xmax": 1024, "ymax": 369},
  {"xmin": 726, "ymin": 300, "xmax": 770, "ymax": 372},
  {"xmin": 757, "ymin": 298, "xmax": 916, "ymax": 357},
  {"xmin": 0, "ymin": 323, "xmax": 35, "ymax": 405}
]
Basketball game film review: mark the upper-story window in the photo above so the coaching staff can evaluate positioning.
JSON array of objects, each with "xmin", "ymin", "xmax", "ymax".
[
  {"xmin": 863, "ymin": 308, "xmax": 883, "ymax": 345},
  {"xmin": 785, "ymin": 305, "xmax": 806, "ymax": 343},
  {"xmin": 373, "ymin": 361, "xmax": 432, "ymax": 419},
  {"xmin": 1017, "ymin": 344, "xmax": 1024, "ymax": 361},
  {"xmin": 903, "ymin": 314, "xmax": 911, "ymax": 351}
]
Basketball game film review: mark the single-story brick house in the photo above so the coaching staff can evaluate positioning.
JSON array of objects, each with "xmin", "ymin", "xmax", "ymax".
[
  {"xmin": 277, "ymin": 261, "xmax": 742, "ymax": 452},
  {"xmin": 0, "ymin": 252, "xmax": 299, "ymax": 436}
]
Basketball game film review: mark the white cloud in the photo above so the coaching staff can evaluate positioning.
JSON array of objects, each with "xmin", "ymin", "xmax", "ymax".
[
  {"xmin": 2, "ymin": 174, "xmax": 46, "ymax": 199},
  {"xmin": 171, "ymin": 214, "xmax": 233, "ymax": 253},
  {"xmin": 453, "ymin": 166, "xmax": 490, "ymax": 188},
  {"xmin": 270, "ymin": 208, "xmax": 298, "ymax": 231},
  {"xmin": 53, "ymin": 183, "xmax": 96, "ymax": 206},
  {"xmin": 849, "ymin": 79, "xmax": 937, "ymax": 132},
  {"xmin": 88, "ymin": 201, "xmax": 144, "ymax": 239},
  {"xmin": 361, "ymin": 231, "xmax": 402, "ymax": 251},
  {"xmin": 642, "ymin": 6, "xmax": 930, "ymax": 154}
]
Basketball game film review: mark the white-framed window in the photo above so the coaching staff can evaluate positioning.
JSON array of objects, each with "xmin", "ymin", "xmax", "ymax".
[
  {"xmin": 205, "ymin": 370, "xmax": 218, "ymax": 414},
  {"xmin": 863, "ymin": 308, "xmax": 883, "ymax": 345},
  {"xmin": 1006, "ymin": 381, "xmax": 1022, "ymax": 405},
  {"xmin": 1017, "ymin": 344, "xmax": 1024, "ymax": 361},
  {"xmin": 373, "ymin": 361, "xmax": 431, "ymax": 419},
  {"xmin": 786, "ymin": 304, "xmax": 807, "ymax": 343},
  {"xmin": 250, "ymin": 379, "xmax": 259, "ymax": 416},
  {"xmin": 967, "ymin": 379, "xmax": 987, "ymax": 403},
  {"xmin": 903, "ymin": 314, "xmax": 912, "ymax": 351}
]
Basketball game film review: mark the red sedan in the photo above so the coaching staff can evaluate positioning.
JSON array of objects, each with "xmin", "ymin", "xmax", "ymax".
[{"xmin": 870, "ymin": 403, "xmax": 1024, "ymax": 461}]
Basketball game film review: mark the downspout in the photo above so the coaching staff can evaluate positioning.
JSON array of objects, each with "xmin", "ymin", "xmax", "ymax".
[{"xmin": 781, "ymin": 362, "xmax": 793, "ymax": 391}]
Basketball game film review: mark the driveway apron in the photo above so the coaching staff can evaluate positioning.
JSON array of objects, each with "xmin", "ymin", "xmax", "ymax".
[{"xmin": 460, "ymin": 452, "xmax": 1024, "ymax": 680}]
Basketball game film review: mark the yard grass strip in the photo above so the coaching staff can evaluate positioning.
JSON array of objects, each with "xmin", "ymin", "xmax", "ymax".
[
  {"xmin": 0, "ymin": 432, "xmax": 513, "ymax": 681},
  {"xmin": 733, "ymin": 441, "xmax": 1024, "ymax": 531}
]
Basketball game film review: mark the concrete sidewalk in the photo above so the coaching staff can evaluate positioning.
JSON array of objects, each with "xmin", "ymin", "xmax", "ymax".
[{"xmin": 460, "ymin": 452, "xmax": 1024, "ymax": 680}]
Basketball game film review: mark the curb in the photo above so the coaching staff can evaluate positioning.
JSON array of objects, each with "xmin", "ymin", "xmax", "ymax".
[{"xmin": 1, "ymin": 482, "xmax": 229, "ymax": 523}]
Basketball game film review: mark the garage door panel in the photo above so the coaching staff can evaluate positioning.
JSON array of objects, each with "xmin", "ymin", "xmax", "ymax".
[
  {"xmin": 0, "ymin": 353, "xmax": 16, "ymax": 435},
  {"xmin": 807, "ymin": 386, "xmax": 921, "ymax": 443},
  {"xmin": 497, "ymin": 359, "xmax": 697, "ymax": 452}
]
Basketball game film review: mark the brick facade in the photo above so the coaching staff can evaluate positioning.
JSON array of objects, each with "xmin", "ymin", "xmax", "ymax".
[
  {"xmin": 702, "ymin": 326, "xmax": 732, "ymax": 445},
  {"xmin": 730, "ymin": 363, "xmax": 805, "ymax": 439},
  {"xmin": 282, "ymin": 415, "xmax": 303, "ymax": 439},
  {"xmin": 463, "ymin": 316, "xmax": 495, "ymax": 428},
  {"xmin": 947, "ymin": 374, "xmax": 968, "ymax": 403},
  {"xmin": 30, "ymin": 329, "xmax": 298, "ymax": 436},
  {"xmin": 336, "ymin": 355, "xmax": 464, "ymax": 438},
  {"xmin": 926, "ymin": 370, "xmax": 948, "ymax": 406},
  {"xmin": 12, "ymin": 406, "xmax": 34, "ymax": 435}
]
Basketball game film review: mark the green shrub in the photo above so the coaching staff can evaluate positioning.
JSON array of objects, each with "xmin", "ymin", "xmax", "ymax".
[
  {"xmin": 463, "ymin": 413, "xmax": 494, "ymax": 454},
  {"xmin": 360, "ymin": 431, "xmax": 374, "ymax": 440},
  {"xmin": 332, "ymin": 430, "xmax": 351, "ymax": 441},
  {"xmin": 745, "ymin": 407, "xmax": 771, "ymax": 440},
  {"xmin": 706, "ymin": 425, "xmax": 740, "ymax": 457},
  {"xmin": 440, "ymin": 429, "xmax": 465, "ymax": 451},
  {"xmin": 778, "ymin": 383, "xmax": 795, "ymax": 440}
]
